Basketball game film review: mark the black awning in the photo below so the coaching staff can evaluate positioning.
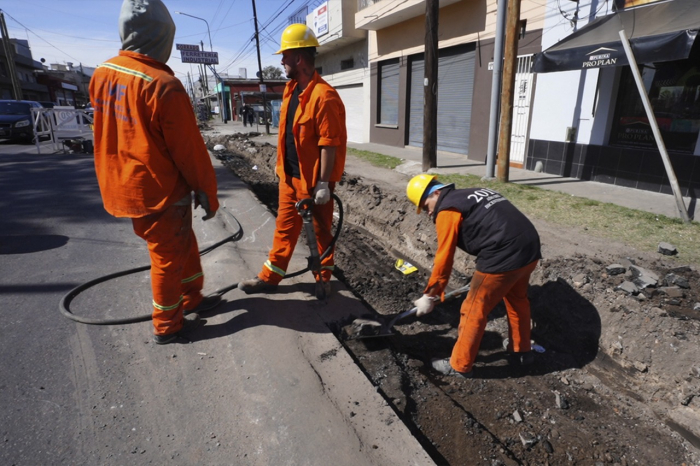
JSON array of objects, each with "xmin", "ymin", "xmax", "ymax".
[{"xmin": 533, "ymin": 0, "xmax": 700, "ymax": 73}]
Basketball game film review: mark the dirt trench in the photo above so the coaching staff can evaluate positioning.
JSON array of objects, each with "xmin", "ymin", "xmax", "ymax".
[{"xmin": 206, "ymin": 132, "xmax": 700, "ymax": 466}]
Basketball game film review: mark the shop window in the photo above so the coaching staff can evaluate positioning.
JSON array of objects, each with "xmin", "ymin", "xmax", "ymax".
[
  {"xmin": 340, "ymin": 58, "xmax": 354, "ymax": 71},
  {"xmin": 378, "ymin": 59, "xmax": 399, "ymax": 126},
  {"xmin": 609, "ymin": 58, "xmax": 700, "ymax": 153}
]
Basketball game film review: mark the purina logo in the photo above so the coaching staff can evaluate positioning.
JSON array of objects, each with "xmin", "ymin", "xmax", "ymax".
[{"xmin": 582, "ymin": 47, "xmax": 618, "ymax": 68}]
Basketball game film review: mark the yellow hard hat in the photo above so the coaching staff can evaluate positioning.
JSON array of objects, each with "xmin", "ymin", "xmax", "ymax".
[
  {"xmin": 407, "ymin": 174, "xmax": 437, "ymax": 214},
  {"xmin": 275, "ymin": 23, "xmax": 320, "ymax": 54}
]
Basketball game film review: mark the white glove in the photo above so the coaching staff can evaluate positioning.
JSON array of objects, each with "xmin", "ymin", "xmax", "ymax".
[
  {"xmin": 414, "ymin": 294, "xmax": 436, "ymax": 317},
  {"xmin": 313, "ymin": 181, "xmax": 330, "ymax": 205}
]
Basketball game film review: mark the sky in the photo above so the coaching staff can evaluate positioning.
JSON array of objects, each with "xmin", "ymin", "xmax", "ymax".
[{"xmin": 1, "ymin": 0, "xmax": 322, "ymax": 80}]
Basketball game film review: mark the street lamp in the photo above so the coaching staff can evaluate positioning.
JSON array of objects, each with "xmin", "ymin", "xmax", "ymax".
[
  {"xmin": 174, "ymin": 11, "xmax": 212, "ymax": 52},
  {"xmin": 175, "ymin": 11, "xmax": 227, "ymax": 122}
]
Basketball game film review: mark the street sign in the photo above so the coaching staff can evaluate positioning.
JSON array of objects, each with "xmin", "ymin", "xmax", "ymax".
[
  {"xmin": 180, "ymin": 50, "xmax": 219, "ymax": 65},
  {"xmin": 176, "ymin": 43, "xmax": 200, "ymax": 51}
]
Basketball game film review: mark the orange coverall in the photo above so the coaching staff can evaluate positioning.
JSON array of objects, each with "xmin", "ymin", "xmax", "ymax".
[
  {"xmin": 258, "ymin": 71, "xmax": 346, "ymax": 285},
  {"xmin": 425, "ymin": 210, "xmax": 538, "ymax": 373},
  {"xmin": 90, "ymin": 50, "xmax": 219, "ymax": 336}
]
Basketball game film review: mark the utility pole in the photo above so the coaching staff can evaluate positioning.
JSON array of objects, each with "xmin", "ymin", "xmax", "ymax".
[
  {"xmin": 0, "ymin": 11, "xmax": 22, "ymax": 100},
  {"xmin": 200, "ymin": 41, "xmax": 210, "ymax": 118},
  {"xmin": 251, "ymin": 0, "xmax": 270, "ymax": 135},
  {"xmin": 496, "ymin": 0, "xmax": 521, "ymax": 182},
  {"xmin": 484, "ymin": 0, "xmax": 508, "ymax": 179},
  {"xmin": 422, "ymin": 0, "xmax": 439, "ymax": 171}
]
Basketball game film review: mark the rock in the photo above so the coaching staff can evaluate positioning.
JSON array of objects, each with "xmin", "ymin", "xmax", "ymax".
[
  {"xmin": 513, "ymin": 410, "xmax": 523, "ymax": 423},
  {"xmin": 664, "ymin": 273, "xmax": 690, "ymax": 289},
  {"xmin": 213, "ymin": 144, "xmax": 225, "ymax": 151},
  {"xmin": 554, "ymin": 391, "xmax": 569, "ymax": 409},
  {"xmin": 633, "ymin": 361, "xmax": 648, "ymax": 373},
  {"xmin": 572, "ymin": 273, "xmax": 588, "ymax": 287},
  {"xmin": 658, "ymin": 242, "xmax": 678, "ymax": 256},
  {"xmin": 616, "ymin": 281, "xmax": 638, "ymax": 295},
  {"xmin": 606, "ymin": 264, "xmax": 626, "ymax": 275},
  {"xmin": 629, "ymin": 265, "xmax": 658, "ymax": 289},
  {"xmin": 519, "ymin": 431, "xmax": 537, "ymax": 448},
  {"xmin": 656, "ymin": 286, "xmax": 684, "ymax": 298},
  {"xmin": 246, "ymin": 147, "xmax": 258, "ymax": 154},
  {"xmin": 543, "ymin": 439, "xmax": 554, "ymax": 453},
  {"xmin": 694, "ymin": 303, "xmax": 700, "ymax": 312}
]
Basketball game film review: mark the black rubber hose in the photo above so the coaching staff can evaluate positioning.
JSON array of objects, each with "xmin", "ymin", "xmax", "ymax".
[{"xmin": 59, "ymin": 195, "xmax": 344, "ymax": 325}]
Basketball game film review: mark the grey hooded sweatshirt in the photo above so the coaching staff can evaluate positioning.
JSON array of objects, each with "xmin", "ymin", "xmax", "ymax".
[{"xmin": 119, "ymin": 0, "xmax": 175, "ymax": 64}]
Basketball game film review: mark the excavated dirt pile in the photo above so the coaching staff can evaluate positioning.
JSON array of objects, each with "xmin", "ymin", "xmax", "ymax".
[{"xmin": 206, "ymin": 132, "xmax": 700, "ymax": 466}]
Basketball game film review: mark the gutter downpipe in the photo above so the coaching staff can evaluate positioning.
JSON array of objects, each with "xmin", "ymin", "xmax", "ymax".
[{"xmin": 618, "ymin": 30, "xmax": 690, "ymax": 223}]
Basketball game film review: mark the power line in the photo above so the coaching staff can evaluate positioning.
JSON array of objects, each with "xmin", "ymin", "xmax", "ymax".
[{"xmin": 2, "ymin": 9, "xmax": 83, "ymax": 63}]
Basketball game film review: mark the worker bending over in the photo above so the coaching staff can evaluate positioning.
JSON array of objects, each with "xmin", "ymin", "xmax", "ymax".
[{"xmin": 406, "ymin": 174, "xmax": 541, "ymax": 377}]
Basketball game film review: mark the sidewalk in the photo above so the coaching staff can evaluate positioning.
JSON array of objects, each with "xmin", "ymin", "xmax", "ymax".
[{"xmin": 206, "ymin": 118, "xmax": 694, "ymax": 220}]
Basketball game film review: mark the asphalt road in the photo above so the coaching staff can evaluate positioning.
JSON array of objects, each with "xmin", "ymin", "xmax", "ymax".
[{"xmin": 0, "ymin": 144, "xmax": 433, "ymax": 465}]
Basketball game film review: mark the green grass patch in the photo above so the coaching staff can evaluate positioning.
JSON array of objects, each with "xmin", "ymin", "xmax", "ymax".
[
  {"xmin": 347, "ymin": 152, "xmax": 700, "ymax": 264},
  {"xmin": 347, "ymin": 148, "xmax": 404, "ymax": 169}
]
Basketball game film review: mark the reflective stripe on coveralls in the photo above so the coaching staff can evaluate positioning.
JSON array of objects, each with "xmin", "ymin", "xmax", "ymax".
[
  {"xmin": 132, "ymin": 204, "xmax": 205, "ymax": 336},
  {"xmin": 450, "ymin": 260, "xmax": 538, "ymax": 373},
  {"xmin": 258, "ymin": 175, "xmax": 336, "ymax": 285}
]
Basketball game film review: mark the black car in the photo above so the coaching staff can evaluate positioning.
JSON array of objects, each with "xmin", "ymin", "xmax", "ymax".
[{"xmin": 0, "ymin": 100, "xmax": 43, "ymax": 143}]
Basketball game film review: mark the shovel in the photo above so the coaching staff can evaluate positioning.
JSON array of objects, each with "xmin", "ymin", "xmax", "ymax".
[{"xmin": 346, "ymin": 284, "xmax": 471, "ymax": 340}]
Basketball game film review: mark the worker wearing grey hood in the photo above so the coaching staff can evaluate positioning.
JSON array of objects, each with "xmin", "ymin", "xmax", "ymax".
[
  {"xmin": 90, "ymin": 0, "xmax": 221, "ymax": 345},
  {"xmin": 119, "ymin": 0, "xmax": 175, "ymax": 64}
]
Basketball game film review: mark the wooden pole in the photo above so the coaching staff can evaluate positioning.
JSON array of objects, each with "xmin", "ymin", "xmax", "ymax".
[
  {"xmin": 496, "ymin": 0, "xmax": 521, "ymax": 182},
  {"xmin": 422, "ymin": 0, "xmax": 439, "ymax": 171}
]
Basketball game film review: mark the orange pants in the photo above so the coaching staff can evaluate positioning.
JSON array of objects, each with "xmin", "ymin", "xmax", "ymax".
[
  {"xmin": 258, "ymin": 175, "xmax": 335, "ymax": 285},
  {"xmin": 132, "ymin": 203, "xmax": 204, "ymax": 336},
  {"xmin": 450, "ymin": 260, "xmax": 539, "ymax": 373}
]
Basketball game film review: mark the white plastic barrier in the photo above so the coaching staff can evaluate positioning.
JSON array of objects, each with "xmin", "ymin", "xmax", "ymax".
[{"xmin": 32, "ymin": 106, "xmax": 94, "ymax": 154}]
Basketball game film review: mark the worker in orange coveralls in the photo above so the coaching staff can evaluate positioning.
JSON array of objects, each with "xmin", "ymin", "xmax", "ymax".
[
  {"xmin": 406, "ymin": 174, "xmax": 542, "ymax": 377},
  {"xmin": 90, "ymin": 0, "xmax": 220, "ymax": 345},
  {"xmin": 238, "ymin": 24, "xmax": 346, "ymax": 300}
]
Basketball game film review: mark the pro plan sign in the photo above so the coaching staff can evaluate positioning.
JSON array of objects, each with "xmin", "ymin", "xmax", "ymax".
[
  {"xmin": 176, "ymin": 43, "xmax": 219, "ymax": 65},
  {"xmin": 581, "ymin": 46, "xmax": 620, "ymax": 68}
]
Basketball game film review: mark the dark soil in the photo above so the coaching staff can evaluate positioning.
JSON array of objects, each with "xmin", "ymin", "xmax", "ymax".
[{"xmin": 205, "ymin": 132, "xmax": 700, "ymax": 466}]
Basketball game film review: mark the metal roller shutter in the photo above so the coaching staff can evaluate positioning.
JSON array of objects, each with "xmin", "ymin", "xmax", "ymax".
[
  {"xmin": 336, "ymin": 84, "xmax": 364, "ymax": 143},
  {"xmin": 408, "ymin": 47, "xmax": 475, "ymax": 155}
]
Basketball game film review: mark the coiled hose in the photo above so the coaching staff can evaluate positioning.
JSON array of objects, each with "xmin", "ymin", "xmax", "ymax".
[{"xmin": 59, "ymin": 194, "xmax": 343, "ymax": 325}]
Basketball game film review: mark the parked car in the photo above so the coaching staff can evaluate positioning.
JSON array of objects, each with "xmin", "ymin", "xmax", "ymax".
[
  {"xmin": 0, "ymin": 100, "xmax": 43, "ymax": 143},
  {"xmin": 38, "ymin": 101, "xmax": 56, "ymax": 109}
]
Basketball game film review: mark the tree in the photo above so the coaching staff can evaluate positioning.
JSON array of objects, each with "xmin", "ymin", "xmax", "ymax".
[{"xmin": 262, "ymin": 65, "xmax": 284, "ymax": 80}]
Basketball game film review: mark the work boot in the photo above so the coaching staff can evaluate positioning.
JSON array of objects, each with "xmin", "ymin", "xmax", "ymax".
[
  {"xmin": 184, "ymin": 295, "xmax": 222, "ymax": 316},
  {"xmin": 238, "ymin": 277, "xmax": 277, "ymax": 294},
  {"xmin": 508, "ymin": 351, "xmax": 536, "ymax": 367},
  {"xmin": 518, "ymin": 351, "xmax": 535, "ymax": 366},
  {"xmin": 430, "ymin": 358, "xmax": 473, "ymax": 379},
  {"xmin": 315, "ymin": 280, "xmax": 331, "ymax": 300},
  {"xmin": 153, "ymin": 314, "xmax": 202, "ymax": 345}
]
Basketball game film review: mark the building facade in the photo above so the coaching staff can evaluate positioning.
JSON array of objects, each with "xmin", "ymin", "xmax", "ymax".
[
  {"xmin": 306, "ymin": 0, "xmax": 370, "ymax": 143},
  {"xmin": 0, "ymin": 39, "xmax": 49, "ymax": 102},
  {"xmin": 355, "ymin": 0, "xmax": 544, "ymax": 161},
  {"xmin": 529, "ymin": 0, "xmax": 700, "ymax": 196}
]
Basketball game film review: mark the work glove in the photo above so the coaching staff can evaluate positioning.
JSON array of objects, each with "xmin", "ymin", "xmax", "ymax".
[
  {"xmin": 194, "ymin": 190, "xmax": 215, "ymax": 221},
  {"xmin": 414, "ymin": 294, "xmax": 436, "ymax": 317},
  {"xmin": 313, "ymin": 181, "xmax": 330, "ymax": 205}
]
